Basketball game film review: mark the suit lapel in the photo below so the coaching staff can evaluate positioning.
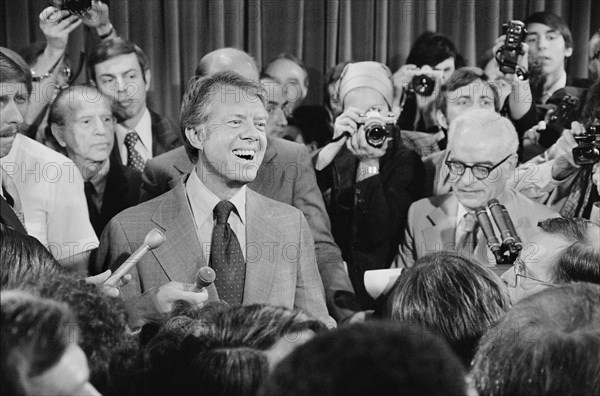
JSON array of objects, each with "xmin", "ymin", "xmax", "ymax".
[
  {"xmin": 243, "ymin": 189, "xmax": 279, "ymax": 303},
  {"xmin": 424, "ymin": 194, "xmax": 458, "ymax": 250}
]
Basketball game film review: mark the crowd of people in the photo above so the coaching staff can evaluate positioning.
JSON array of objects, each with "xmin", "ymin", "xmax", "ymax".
[{"xmin": 1, "ymin": 2, "xmax": 599, "ymax": 395}]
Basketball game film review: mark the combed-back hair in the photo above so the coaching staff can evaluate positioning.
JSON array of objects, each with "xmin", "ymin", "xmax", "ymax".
[{"xmin": 87, "ymin": 37, "xmax": 149, "ymax": 83}]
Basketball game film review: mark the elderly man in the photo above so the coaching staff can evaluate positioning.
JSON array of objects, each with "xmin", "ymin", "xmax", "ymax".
[
  {"xmin": 500, "ymin": 217, "xmax": 600, "ymax": 304},
  {"xmin": 264, "ymin": 53, "xmax": 309, "ymax": 112},
  {"xmin": 0, "ymin": 47, "xmax": 97, "ymax": 270},
  {"xmin": 49, "ymin": 85, "xmax": 137, "ymax": 237},
  {"xmin": 141, "ymin": 47, "xmax": 360, "ymax": 322},
  {"xmin": 395, "ymin": 109, "xmax": 559, "ymax": 268},
  {"xmin": 95, "ymin": 72, "xmax": 332, "ymax": 328}
]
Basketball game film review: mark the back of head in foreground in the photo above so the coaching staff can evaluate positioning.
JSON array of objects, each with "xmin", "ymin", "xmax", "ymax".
[
  {"xmin": 385, "ymin": 252, "xmax": 510, "ymax": 366},
  {"xmin": 471, "ymin": 282, "xmax": 600, "ymax": 396},
  {"xmin": 260, "ymin": 322, "xmax": 467, "ymax": 396}
]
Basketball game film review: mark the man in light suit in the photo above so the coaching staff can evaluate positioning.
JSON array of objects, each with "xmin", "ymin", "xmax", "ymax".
[
  {"xmin": 95, "ymin": 72, "xmax": 332, "ymax": 328},
  {"xmin": 139, "ymin": 48, "xmax": 360, "ymax": 322},
  {"xmin": 395, "ymin": 109, "xmax": 559, "ymax": 268}
]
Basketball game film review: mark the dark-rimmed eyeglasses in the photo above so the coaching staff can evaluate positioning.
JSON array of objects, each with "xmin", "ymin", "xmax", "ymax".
[
  {"xmin": 505, "ymin": 258, "xmax": 557, "ymax": 288},
  {"xmin": 445, "ymin": 152, "xmax": 512, "ymax": 180}
]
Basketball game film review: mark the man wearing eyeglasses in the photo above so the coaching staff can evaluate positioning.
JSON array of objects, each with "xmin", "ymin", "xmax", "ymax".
[
  {"xmin": 394, "ymin": 109, "xmax": 559, "ymax": 268},
  {"xmin": 500, "ymin": 217, "xmax": 600, "ymax": 304}
]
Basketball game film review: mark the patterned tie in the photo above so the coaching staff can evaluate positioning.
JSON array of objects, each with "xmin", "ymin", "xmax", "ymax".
[
  {"xmin": 456, "ymin": 212, "xmax": 477, "ymax": 255},
  {"xmin": 210, "ymin": 200, "xmax": 246, "ymax": 305},
  {"xmin": 124, "ymin": 131, "xmax": 145, "ymax": 172}
]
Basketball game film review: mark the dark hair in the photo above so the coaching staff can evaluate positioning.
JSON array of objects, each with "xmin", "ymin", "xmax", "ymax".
[
  {"xmin": 265, "ymin": 53, "xmax": 309, "ymax": 88},
  {"xmin": 537, "ymin": 218, "xmax": 600, "ymax": 284},
  {"xmin": 471, "ymin": 283, "xmax": 600, "ymax": 396},
  {"xmin": 0, "ymin": 224, "xmax": 64, "ymax": 289},
  {"xmin": 180, "ymin": 71, "xmax": 265, "ymax": 163},
  {"xmin": 87, "ymin": 37, "xmax": 149, "ymax": 84},
  {"xmin": 1, "ymin": 290, "xmax": 75, "ymax": 396},
  {"xmin": 436, "ymin": 67, "xmax": 501, "ymax": 117},
  {"xmin": 0, "ymin": 47, "xmax": 32, "ymax": 95},
  {"xmin": 385, "ymin": 252, "xmax": 510, "ymax": 366},
  {"xmin": 406, "ymin": 31, "xmax": 465, "ymax": 69},
  {"xmin": 525, "ymin": 12, "xmax": 573, "ymax": 49},
  {"xmin": 260, "ymin": 322, "xmax": 467, "ymax": 396},
  {"xmin": 143, "ymin": 303, "xmax": 326, "ymax": 396}
]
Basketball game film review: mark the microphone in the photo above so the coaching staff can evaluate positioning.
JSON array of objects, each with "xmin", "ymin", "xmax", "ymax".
[
  {"xmin": 195, "ymin": 267, "xmax": 216, "ymax": 290},
  {"xmin": 475, "ymin": 206, "xmax": 501, "ymax": 258},
  {"xmin": 488, "ymin": 199, "xmax": 516, "ymax": 249},
  {"xmin": 104, "ymin": 228, "xmax": 166, "ymax": 287},
  {"xmin": 500, "ymin": 204, "xmax": 523, "ymax": 253}
]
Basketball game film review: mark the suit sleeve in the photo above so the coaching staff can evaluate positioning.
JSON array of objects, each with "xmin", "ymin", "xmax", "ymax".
[
  {"xmin": 295, "ymin": 212, "xmax": 336, "ymax": 328},
  {"xmin": 293, "ymin": 145, "xmax": 360, "ymax": 321}
]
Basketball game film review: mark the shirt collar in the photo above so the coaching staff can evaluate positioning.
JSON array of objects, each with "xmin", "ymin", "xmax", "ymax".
[
  {"xmin": 0, "ymin": 133, "xmax": 23, "ymax": 165},
  {"xmin": 185, "ymin": 167, "xmax": 247, "ymax": 229},
  {"xmin": 115, "ymin": 107, "xmax": 152, "ymax": 149},
  {"xmin": 456, "ymin": 201, "xmax": 469, "ymax": 225},
  {"xmin": 543, "ymin": 70, "xmax": 567, "ymax": 101}
]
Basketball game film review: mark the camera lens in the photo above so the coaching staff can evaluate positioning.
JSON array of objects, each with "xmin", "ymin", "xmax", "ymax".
[
  {"xmin": 365, "ymin": 125, "xmax": 387, "ymax": 148},
  {"xmin": 411, "ymin": 75, "xmax": 436, "ymax": 96}
]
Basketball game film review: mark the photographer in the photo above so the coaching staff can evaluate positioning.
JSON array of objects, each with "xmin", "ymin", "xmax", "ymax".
[
  {"xmin": 21, "ymin": 0, "xmax": 116, "ymax": 145},
  {"xmin": 314, "ymin": 61, "xmax": 424, "ymax": 309}
]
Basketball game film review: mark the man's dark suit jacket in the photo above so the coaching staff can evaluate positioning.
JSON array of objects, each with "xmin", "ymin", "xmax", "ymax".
[
  {"xmin": 86, "ymin": 158, "xmax": 139, "ymax": 237},
  {"xmin": 139, "ymin": 137, "xmax": 358, "ymax": 321}
]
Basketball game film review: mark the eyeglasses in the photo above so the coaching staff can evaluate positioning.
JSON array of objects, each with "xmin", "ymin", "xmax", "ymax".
[
  {"xmin": 505, "ymin": 258, "xmax": 557, "ymax": 288},
  {"xmin": 445, "ymin": 152, "xmax": 512, "ymax": 180}
]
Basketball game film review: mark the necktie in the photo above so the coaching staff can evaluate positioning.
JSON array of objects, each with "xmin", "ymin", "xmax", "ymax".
[
  {"xmin": 1, "ymin": 167, "xmax": 26, "ymax": 229},
  {"xmin": 456, "ymin": 212, "xmax": 477, "ymax": 254},
  {"xmin": 124, "ymin": 131, "xmax": 145, "ymax": 172},
  {"xmin": 84, "ymin": 181, "xmax": 101, "ymax": 236},
  {"xmin": 210, "ymin": 200, "xmax": 246, "ymax": 305}
]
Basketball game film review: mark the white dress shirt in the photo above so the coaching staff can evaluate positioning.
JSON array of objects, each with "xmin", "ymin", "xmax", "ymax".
[{"xmin": 115, "ymin": 107, "xmax": 153, "ymax": 165}]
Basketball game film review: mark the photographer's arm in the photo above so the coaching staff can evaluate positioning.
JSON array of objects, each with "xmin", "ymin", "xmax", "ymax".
[{"xmin": 81, "ymin": 1, "xmax": 118, "ymax": 40}]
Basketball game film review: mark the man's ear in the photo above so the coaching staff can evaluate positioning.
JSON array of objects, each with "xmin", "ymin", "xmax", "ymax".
[
  {"xmin": 565, "ymin": 47, "xmax": 573, "ymax": 58},
  {"xmin": 144, "ymin": 69, "xmax": 152, "ymax": 92},
  {"xmin": 507, "ymin": 153, "xmax": 519, "ymax": 172},
  {"xmin": 51, "ymin": 124, "xmax": 67, "ymax": 148},
  {"xmin": 185, "ymin": 126, "xmax": 204, "ymax": 151},
  {"xmin": 436, "ymin": 109, "xmax": 449, "ymax": 129}
]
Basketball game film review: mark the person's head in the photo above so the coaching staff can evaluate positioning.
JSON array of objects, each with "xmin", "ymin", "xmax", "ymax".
[
  {"xmin": 260, "ymin": 322, "xmax": 468, "ymax": 396},
  {"xmin": 264, "ymin": 53, "xmax": 309, "ymax": 111},
  {"xmin": 0, "ymin": 224, "xmax": 64, "ymax": 289},
  {"xmin": 180, "ymin": 71, "xmax": 267, "ymax": 195},
  {"xmin": 87, "ymin": 37, "xmax": 151, "ymax": 124},
  {"xmin": 436, "ymin": 67, "xmax": 500, "ymax": 129},
  {"xmin": 385, "ymin": 252, "xmax": 510, "ymax": 366},
  {"xmin": 260, "ymin": 74, "xmax": 288, "ymax": 138},
  {"xmin": 471, "ymin": 283, "xmax": 600, "ymax": 396},
  {"xmin": 144, "ymin": 303, "xmax": 326, "ymax": 396},
  {"xmin": 446, "ymin": 109, "xmax": 518, "ymax": 211},
  {"xmin": 49, "ymin": 85, "xmax": 115, "ymax": 179},
  {"xmin": 501, "ymin": 217, "xmax": 600, "ymax": 304},
  {"xmin": 323, "ymin": 60, "xmax": 354, "ymax": 119},
  {"xmin": 525, "ymin": 12, "xmax": 573, "ymax": 78},
  {"xmin": 406, "ymin": 31, "xmax": 465, "ymax": 83},
  {"xmin": 0, "ymin": 47, "xmax": 31, "ymax": 158},
  {"xmin": 1, "ymin": 290, "xmax": 100, "ymax": 396},
  {"xmin": 196, "ymin": 47, "xmax": 260, "ymax": 82},
  {"xmin": 338, "ymin": 61, "xmax": 394, "ymax": 114},
  {"xmin": 589, "ymin": 30, "xmax": 600, "ymax": 81}
]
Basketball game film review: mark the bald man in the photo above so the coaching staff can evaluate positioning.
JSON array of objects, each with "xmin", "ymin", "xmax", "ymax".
[
  {"xmin": 395, "ymin": 109, "xmax": 559, "ymax": 268},
  {"xmin": 138, "ymin": 48, "xmax": 360, "ymax": 322}
]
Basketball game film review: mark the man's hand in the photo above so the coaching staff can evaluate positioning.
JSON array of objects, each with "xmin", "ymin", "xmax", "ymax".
[
  {"xmin": 80, "ymin": 0, "xmax": 110, "ymax": 28},
  {"xmin": 522, "ymin": 121, "xmax": 545, "ymax": 148},
  {"xmin": 492, "ymin": 35, "xmax": 530, "ymax": 82},
  {"xmin": 392, "ymin": 64, "xmax": 418, "ymax": 98},
  {"xmin": 153, "ymin": 281, "xmax": 209, "ymax": 314},
  {"xmin": 550, "ymin": 122, "xmax": 584, "ymax": 180},
  {"xmin": 39, "ymin": 7, "xmax": 82, "ymax": 55},
  {"xmin": 85, "ymin": 269, "xmax": 132, "ymax": 298}
]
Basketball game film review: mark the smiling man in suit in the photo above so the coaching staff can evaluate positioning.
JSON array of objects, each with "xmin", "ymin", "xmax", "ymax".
[
  {"xmin": 395, "ymin": 109, "xmax": 559, "ymax": 268},
  {"xmin": 95, "ymin": 72, "xmax": 332, "ymax": 328}
]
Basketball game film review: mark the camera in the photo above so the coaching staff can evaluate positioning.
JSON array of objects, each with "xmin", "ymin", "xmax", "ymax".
[
  {"xmin": 539, "ymin": 94, "xmax": 579, "ymax": 148},
  {"xmin": 407, "ymin": 69, "xmax": 444, "ymax": 97},
  {"xmin": 359, "ymin": 109, "xmax": 397, "ymax": 148},
  {"xmin": 496, "ymin": 20, "xmax": 528, "ymax": 79},
  {"xmin": 50, "ymin": 0, "xmax": 93, "ymax": 15},
  {"xmin": 573, "ymin": 124, "xmax": 600, "ymax": 165}
]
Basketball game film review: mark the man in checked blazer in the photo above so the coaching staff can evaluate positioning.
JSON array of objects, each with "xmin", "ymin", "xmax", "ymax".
[{"xmin": 94, "ymin": 72, "xmax": 333, "ymax": 328}]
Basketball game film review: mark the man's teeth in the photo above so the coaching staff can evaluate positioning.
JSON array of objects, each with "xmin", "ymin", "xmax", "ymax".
[{"xmin": 233, "ymin": 149, "xmax": 255, "ymax": 160}]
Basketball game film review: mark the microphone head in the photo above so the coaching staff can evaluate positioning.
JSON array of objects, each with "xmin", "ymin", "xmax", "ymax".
[
  {"xmin": 475, "ymin": 206, "xmax": 487, "ymax": 215},
  {"xmin": 487, "ymin": 198, "xmax": 500, "ymax": 207},
  {"xmin": 144, "ymin": 228, "xmax": 166, "ymax": 250},
  {"xmin": 196, "ymin": 267, "xmax": 216, "ymax": 288}
]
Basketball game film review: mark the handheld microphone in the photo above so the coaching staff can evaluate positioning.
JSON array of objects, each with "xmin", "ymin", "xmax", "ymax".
[
  {"xmin": 195, "ymin": 267, "xmax": 216, "ymax": 290},
  {"xmin": 488, "ymin": 199, "xmax": 516, "ymax": 249},
  {"xmin": 500, "ymin": 204, "xmax": 523, "ymax": 253},
  {"xmin": 475, "ymin": 207, "xmax": 502, "ymax": 258},
  {"xmin": 104, "ymin": 228, "xmax": 166, "ymax": 287}
]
